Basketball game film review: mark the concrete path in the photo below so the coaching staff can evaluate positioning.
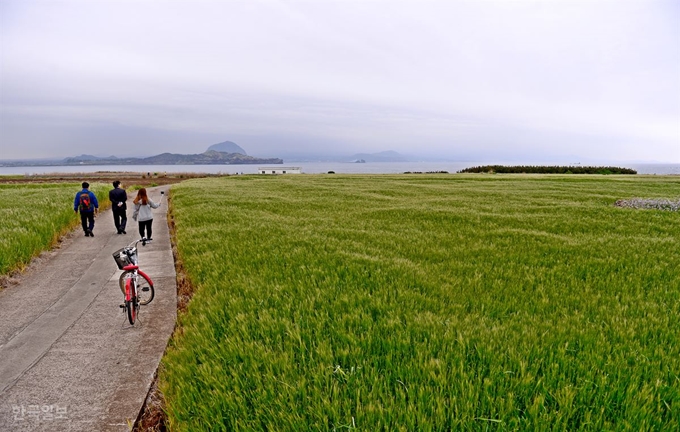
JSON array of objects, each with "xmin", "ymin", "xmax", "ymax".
[{"xmin": 0, "ymin": 187, "xmax": 176, "ymax": 431}]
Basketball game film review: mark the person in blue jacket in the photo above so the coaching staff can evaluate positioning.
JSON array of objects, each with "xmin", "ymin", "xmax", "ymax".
[{"xmin": 74, "ymin": 182, "xmax": 99, "ymax": 237}]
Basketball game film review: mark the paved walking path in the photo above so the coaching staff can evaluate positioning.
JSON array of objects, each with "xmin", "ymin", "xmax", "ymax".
[{"xmin": 0, "ymin": 187, "xmax": 176, "ymax": 431}]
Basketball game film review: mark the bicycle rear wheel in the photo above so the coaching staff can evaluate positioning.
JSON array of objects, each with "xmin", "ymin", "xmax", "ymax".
[
  {"xmin": 137, "ymin": 273, "xmax": 155, "ymax": 305},
  {"xmin": 125, "ymin": 278, "xmax": 137, "ymax": 325}
]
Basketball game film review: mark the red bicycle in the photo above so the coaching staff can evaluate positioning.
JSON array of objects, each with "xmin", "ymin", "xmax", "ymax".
[{"xmin": 112, "ymin": 238, "xmax": 155, "ymax": 324}]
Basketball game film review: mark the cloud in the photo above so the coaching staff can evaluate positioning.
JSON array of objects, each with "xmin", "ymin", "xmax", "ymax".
[{"xmin": 1, "ymin": 0, "xmax": 678, "ymax": 162}]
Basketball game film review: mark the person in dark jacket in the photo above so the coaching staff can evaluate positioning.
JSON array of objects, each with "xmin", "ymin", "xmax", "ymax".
[
  {"xmin": 74, "ymin": 181, "xmax": 99, "ymax": 237},
  {"xmin": 109, "ymin": 180, "xmax": 128, "ymax": 234}
]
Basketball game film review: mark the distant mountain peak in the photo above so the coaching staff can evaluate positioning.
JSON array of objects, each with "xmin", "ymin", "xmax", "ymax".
[
  {"xmin": 63, "ymin": 154, "xmax": 119, "ymax": 163},
  {"xmin": 207, "ymin": 141, "xmax": 247, "ymax": 155},
  {"xmin": 348, "ymin": 150, "xmax": 408, "ymax": 162}
]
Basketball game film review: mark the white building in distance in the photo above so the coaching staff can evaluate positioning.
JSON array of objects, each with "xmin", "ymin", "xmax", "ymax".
[{"xmin": 258, "ymin": 167, "xmax": 302, "ymax": 175}]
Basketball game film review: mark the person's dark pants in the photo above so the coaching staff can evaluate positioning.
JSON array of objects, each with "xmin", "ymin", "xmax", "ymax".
[
  {"xmin": 80, "ymin": 211, "xmax": 95, "ymax": 234},
  {"xmin": 138, "ymin": 219, "xmax": 153, "ymax": 239},
  {"xmin": 113, "ymin": 207, "xmax": 127, "ymax": 233}
]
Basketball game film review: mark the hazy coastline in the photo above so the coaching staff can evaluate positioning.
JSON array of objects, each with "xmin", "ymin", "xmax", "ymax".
[{"xmin": 0, "ymin": 162, "xmax": 678, "ymax": 176}]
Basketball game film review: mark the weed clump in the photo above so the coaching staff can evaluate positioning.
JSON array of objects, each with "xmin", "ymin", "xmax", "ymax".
[{"xmin": 615, "ymin": 198, "xmax": 680, "ymax": 211}]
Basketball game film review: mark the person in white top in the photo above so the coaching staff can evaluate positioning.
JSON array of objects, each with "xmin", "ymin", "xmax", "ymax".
[{"xmin": 132, "ymin": 188, "xmax": 161, "ymax": 240}]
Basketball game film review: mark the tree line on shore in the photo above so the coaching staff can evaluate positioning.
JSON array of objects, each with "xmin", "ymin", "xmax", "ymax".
[{"xmin": 458, "ymin": 165, "xmax": 637, "ymax": 174}]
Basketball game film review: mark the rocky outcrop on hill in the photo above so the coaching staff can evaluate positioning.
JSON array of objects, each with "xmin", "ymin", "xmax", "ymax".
[{"xmin": 206, "ymin": 141, "xmax": 247, "ymax": 155}]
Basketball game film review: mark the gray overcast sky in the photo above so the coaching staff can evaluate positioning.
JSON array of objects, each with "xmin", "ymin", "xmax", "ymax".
[{"xmin": 1, "ymin": 0, "xmax": 678, "ymax": 162}]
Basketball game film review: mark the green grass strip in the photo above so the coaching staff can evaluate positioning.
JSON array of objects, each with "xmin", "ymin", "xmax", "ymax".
[
  {"xmin": 0, "ymin": 182, "xmax": 109, "ymax": 275},
  {"xmin": 161, "ymin": 174, "xmax": 680, "ymax": 431}
]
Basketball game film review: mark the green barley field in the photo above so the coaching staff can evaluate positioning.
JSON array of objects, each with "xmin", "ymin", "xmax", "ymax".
[
  {"xmin": 161, "ymin": 174, "xmax": 679, "ymax": 431},
  {"xmin": 0, "ymin": 183, "xmax": 109, "ymax": 275}
]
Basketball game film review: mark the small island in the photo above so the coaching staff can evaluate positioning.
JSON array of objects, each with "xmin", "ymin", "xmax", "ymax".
[
  {"xmin": 0, "ymin": 141, "xmax": 283, "ymax": 167},
  {"xmin": 59, "ymin": 150, "xmax": 283, "ymax": 166}
]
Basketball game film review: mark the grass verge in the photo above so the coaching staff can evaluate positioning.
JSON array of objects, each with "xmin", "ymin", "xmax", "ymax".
[
  {"xmin": 0, "ymin": 182, "xmax": 109, "ymax": 279},
  {"xmin": 159, "ymin": 174, "xmax": 679, "ymax": 430}
]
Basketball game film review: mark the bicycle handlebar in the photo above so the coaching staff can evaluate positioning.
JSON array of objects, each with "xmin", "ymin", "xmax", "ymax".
[{"xmin": 125, "ymin": 238, "xmax": 153, "ymax": 249}]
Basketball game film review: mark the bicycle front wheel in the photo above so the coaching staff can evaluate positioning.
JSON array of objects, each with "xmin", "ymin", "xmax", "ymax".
[
  {"xmin": 119, "ymin": 271, "xmax": 154, "ymax": 305},
  {"xmin": 137, "ymin": 273, "xmax": 154, "ymax": 306}
]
